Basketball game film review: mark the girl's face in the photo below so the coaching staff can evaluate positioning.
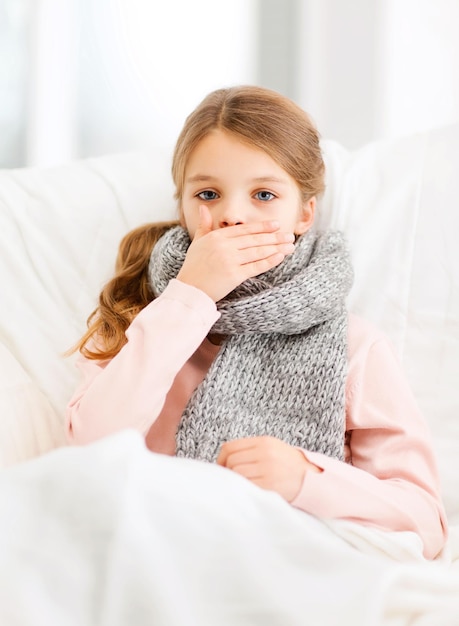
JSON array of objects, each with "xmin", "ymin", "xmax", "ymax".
[{"xmin": 181, "ymin": 130, "xmax": 315, "ymax": 239}]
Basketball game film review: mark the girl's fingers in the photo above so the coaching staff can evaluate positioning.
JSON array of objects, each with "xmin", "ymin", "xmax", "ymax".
[
  {"xmin": 193, "ymin": 205, "xmax": 213, "ymax": 239},
  {"xmin": 230, "ymin": 463, "xmax": 263, "ymax": 480},
  {"xmin": 219, "ymin": 449, "xmax": 257, "ymax": 469},
  {"xmin": 236, "ymin": 230, "xmax": 295, "ymax": 250},
  {"xmin": 224, "ymin": 220, "xmax": 281, "ymax": 237},
  {"xmin": 217, "ymin": 438, "xmax": 257, "ymax": 466},
  {"xmin": 178, "ymin": 221, "xmax": 295, "ymax": 301},
  {"xmin": 236, "ymin": 252, "xmax": 289, "ymax": 278},
  {"xmin": 239, "ymin": 242, "xmax": 295, "ymax": 264}
]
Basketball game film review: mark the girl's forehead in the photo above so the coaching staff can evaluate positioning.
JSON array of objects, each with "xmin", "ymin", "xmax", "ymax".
[{"xmin": 186, "ymin": 130, "xmax": 279, "ymax": 172}]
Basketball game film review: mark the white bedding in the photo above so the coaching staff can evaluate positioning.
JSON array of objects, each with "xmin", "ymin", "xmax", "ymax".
[
  {"xmin": 1, "ymin": 125, "xmax": 459, "ymax": 624},
  {"xmin": 1, "ymin": 431, "xmax": 458, "ymax": 626}
]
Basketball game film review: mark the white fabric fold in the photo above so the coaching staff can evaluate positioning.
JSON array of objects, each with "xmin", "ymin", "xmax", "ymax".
[{"xmin": 0, "ymin": 431, "xmax": 458, "ymax": 626}]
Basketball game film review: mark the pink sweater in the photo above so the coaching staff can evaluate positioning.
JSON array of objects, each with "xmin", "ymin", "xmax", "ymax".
[{"xmin": 66, "ymin": 279, "xmax": 448, "ymax": 559}]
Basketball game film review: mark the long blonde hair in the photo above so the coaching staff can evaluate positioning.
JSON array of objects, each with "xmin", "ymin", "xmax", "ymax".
[{"xmin": 73, "ymin": 85, "xmax": 325, "ymax": 360}]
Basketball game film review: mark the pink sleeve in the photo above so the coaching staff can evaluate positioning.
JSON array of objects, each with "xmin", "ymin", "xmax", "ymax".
[
  {"xmin": 65, "ymin": 279, "xmax": 220, "ymax": 444},
  {"xmin": 290, "ymin": 316, "xmax": 448, "ymax": 560}
]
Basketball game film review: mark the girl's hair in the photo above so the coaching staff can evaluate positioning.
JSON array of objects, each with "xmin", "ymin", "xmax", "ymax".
[
  {"xmin": 73, "ymin": 85, "xmax": 325, "ymax": 360},
  {"xmin": 72, "ymin": 220, "xmax": 178, "ymax": 360},
  {"xmin": 172, "ymin": 85, "xmax": 325, "ymax": 203}
]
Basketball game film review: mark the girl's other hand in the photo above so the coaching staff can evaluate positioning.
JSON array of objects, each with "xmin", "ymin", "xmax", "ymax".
[
  {"xmin": 176, "ymin": 205, "xmax": 295, "ymax": 302},
  {"xmin": 216, "ymin": 436, "xmax": 321, "ymax": 502}
]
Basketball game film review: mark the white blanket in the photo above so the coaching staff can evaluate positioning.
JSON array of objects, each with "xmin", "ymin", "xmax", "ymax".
[{"xmin": 1, "ymin": 431, "xmax": 458, "ymax": 626}]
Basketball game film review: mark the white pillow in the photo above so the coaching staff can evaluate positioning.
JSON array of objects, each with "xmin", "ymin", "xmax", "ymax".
[
  {"xmin": 0, "ymin": 342, "xmax": 66, "ymax": 467},
  {"xmin": 0, "ymin": 149, "xmax": 175, "ymax": 421},
  {"xmin": 0, "ymin": 150, "xmax": 175, "ymax": 468}
]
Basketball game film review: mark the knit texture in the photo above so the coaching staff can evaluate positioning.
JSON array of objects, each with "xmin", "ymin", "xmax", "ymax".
[{"xmin": 149, "ymin": 226, "xmax": 353, "ymax": 463}]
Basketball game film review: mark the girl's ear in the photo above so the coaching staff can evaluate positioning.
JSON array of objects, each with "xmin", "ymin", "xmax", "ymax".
[{"xmin": 294, "ymin": 196, "xmax": 316, "ymax": 235}]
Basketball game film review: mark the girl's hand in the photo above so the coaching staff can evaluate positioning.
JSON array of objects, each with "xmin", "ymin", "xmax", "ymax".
[
  {"xmin": 216, "ymin": 436, "xmax": 321, "ymax": 502},
  {"xmin": 176, "ymin": 205, "xmax": 295, "ymax": 302}
]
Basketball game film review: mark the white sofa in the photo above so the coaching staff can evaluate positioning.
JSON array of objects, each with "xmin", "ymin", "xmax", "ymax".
[{"xmin": 1, "ymin": 127, "xmax": 459, "ymax": 624}]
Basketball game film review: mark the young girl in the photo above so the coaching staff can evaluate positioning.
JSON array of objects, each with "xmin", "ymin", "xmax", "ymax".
[{"xmin": 66, "ymin": 85, "xmax": 447, "ymax": 560}]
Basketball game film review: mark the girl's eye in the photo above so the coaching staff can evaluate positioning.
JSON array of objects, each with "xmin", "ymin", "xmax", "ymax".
[
  {"xmin": 197, "ymin": 190, "xmax": 218, "ymax": 201},
  {"xmin": 255, "ymin": 190, "xmax": 275, "ymax": 202}
]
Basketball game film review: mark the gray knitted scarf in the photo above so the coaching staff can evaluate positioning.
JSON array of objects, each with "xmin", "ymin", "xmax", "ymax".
[{"xmin": 149, "ymin": 226, "xmax": 353, "ymax": 463}]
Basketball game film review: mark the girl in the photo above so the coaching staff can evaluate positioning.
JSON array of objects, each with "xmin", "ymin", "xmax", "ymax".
[{"xmin": 66, "ymin": 85, "xmax": 447, "ymax": 560}]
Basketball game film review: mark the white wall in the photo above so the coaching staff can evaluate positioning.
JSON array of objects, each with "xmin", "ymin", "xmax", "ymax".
[
  {"xmin": 0, "ymin": 0, "xmax": 29, "ymax": 167},
  {"xmin": 298, "ymin": 0, "xmax": 383, "ymax": 149},
  {"xmin": 380, "ymin": 0, "xmax": 459, "ymax": 141},
  {"xmin": 26, "ymin": 0, "xmax": 258, "ymax": 166},
  {"xmin": 298, "ymin": 0, "xmax": 459, "ymax": 148},
  {"xmin": 3, "ymin": 0, "xmax": 459, "ymax": 165},
  {"xmin": 26, "ymin": 0, "xmax": 79, "ymax": 167}
]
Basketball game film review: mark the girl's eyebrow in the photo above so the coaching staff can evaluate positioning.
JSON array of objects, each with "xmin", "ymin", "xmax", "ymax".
[
  {"xmin": 252, "ymin": 176, "xmax": 288, "ymax": 185},
  {"xmin": 186, "ymin": 175, "xmax": 288, "ymax": 185},
  {"xmin": 186, "ymin": 174, "xmax": 216, "ymax": 183}
]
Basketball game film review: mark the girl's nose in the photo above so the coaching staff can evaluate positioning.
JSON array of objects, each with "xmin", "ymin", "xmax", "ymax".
[
  {"xmin": 219, "ymin": 218, "xmax": 244, "ymax": 228},
  {"xmin": 217, "ymin": 202, "xmax": 244, "ymax": 228}
]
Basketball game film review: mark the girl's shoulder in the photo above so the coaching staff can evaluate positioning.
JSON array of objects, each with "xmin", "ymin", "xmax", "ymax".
[
  {"xmin": 347, "ymin": 313, "xmax": 388, "ymax": 348},
  {"xmin": 347, "ymin": 313, "xmax": 411, "ymax": 404},
  {"xmin": 347, "ymin": 312, "xmax": 399, "ymax": 369}
]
